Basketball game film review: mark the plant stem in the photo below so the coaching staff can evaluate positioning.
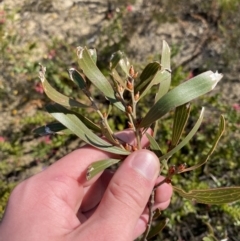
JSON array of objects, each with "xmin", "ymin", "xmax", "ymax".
[
  {"xmin": 129, "ymin": 78, "xmax": 142, "ymax": 150},
  {"xmin": 141, "ymin": 189, "xmax": 155, "ymax": 241},
  {"xmin": 154, "ymin": 177, "xmax": 168, "ymax": 191},
  {"xmin": 135, "ymin": 128, "xmax": 142, "ymax": 150},
  {"xmin": 97, "ymin": 110, "xmax": 126, "ymax": 149}
]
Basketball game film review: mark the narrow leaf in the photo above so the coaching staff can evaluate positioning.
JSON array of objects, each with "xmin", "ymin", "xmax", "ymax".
[
  {"xmin": 77, "ymin": 47, "xmax": 125, "ymax": 111},
  {"xmin": 154, "ymin": 71, "xmax": 171, "ymax": 102},
  {"xmin": 146, "ymin": 133, "xmax": 162, "ymax": 157},
  {"xmin": 153, "ymin": 70, "xmax": 171, "ymax": 137},
  {"xmin": 159, "ymin": 108, "xmax": 205, "ymax": 161},
  {"xmin": 154, "ymin": 40, "xmax": 171, "ymax": 102},
  {"xmin": 39, "ymin": 65, "xmax": 90, "ymax": 108},
  {"xmin": 99, "ymin": 120, "xmax": 121, "ymax": 146},
  {"xmin": 110, "ymin": 50, "xmax": 130, "ymax": 76},
  {"xmin": 33, "ymin": 122, "xmax": 72, "ymax": 136},
  {"xmin": 46, "ymin": 103, "xmax": 101, "ymax": 133},
  {"xmin": 161, "ymin": 40, "xmax": 171, "ymax": 69},
  {"xmin": 171, "ymin": 103, "xmax": 191, "ymax": 147},
  {"xmin": 153, "ymin": 209, "xmax": 162, "ymax": 220},
  {"xmin": 86, "ymin": 158, "xmax": 121, "ymax": 180},
  {"xmin": 88, "ymin": 48, "xmax": 97, "ymax": 64},
  {"xmin": 68, "ymin": 68, "xmax": 86, "ymax": 89},
  {"xmin": 203, "ymin": 236, "xmax": 216, "ymax": 241},
  {"xmin": 47, "ymin": 104, "xmax": 130, "ymax": 155},
  {"xmin": 139, "ymin": 68, "xmax": 169, "ymax": 100},
  {"xmin": 118, "ymin": 57, "xmax": 130, "ymax": 76},
  {"xmin": 139, "ymin": 71, "xmax": 223, "ymax": 128},
  {"xmin": 111, "ymin": 68, "xmax": 126, "ymax": 87},
  {"xmin": 135, "ymin": 62, "xmax": 161, "ymax": 94},
  {"xmin": 178, "ymin": 115, "xmax": 225, "ymax": 173},
  {"xmin": 147, "ymin": 218, "xmax": 169, "ymax": 239},
  {"xmin": 153, "ymin": 39, "xmax": 172, "ymax": 136},
  {"xmin": 173, "ymin": 186, "xmax": 240, "ymax": 204}
]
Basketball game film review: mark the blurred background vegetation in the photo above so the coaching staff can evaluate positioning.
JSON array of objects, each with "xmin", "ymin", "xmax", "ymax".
[{"xmin": 0, "ymin": 0, "xmax": 240, "ymax": 240}]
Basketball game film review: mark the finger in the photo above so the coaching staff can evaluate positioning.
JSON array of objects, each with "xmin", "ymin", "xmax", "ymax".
[
  {"xmin": 154, "ymin": 176, "xmax": 173, "ymax": 210},
  {"xmin": 81, "ymin": 171, "xmax": 173, "ymax": 219},
  {"xmin": 81, "ymin": 170, "xmax": 114, "ymax": 212},
  {"xmin": 133, "ymin": 176, "xmax": 173, "ymax": 237},
  {"xmin": 116, "ymin": 128, "xmax": 152, "ymax": 148},
  {"xmin": 30, "ymin": 129, "xmax": 152, "ymax": 214},
  {"xmin": 45, "ymin": 128, "xmax": 152, "ymax": 183},
  {"xmin": 78, "ymin": 150, "xmax": 160, "ymax": 241},
  {"xmin": 79, "ymin": 129, "xmax": 153, "ymax": 211}
]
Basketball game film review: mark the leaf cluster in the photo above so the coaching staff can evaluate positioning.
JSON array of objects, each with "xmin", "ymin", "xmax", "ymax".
[{"xmin": 34, "ymin": 41, "xmax": 240, "ymax": 239}]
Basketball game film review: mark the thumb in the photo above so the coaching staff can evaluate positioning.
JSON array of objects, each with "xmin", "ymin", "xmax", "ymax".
[{"xmin": 92, "ymin": 150, "xmax": 160, "ymax": 241}]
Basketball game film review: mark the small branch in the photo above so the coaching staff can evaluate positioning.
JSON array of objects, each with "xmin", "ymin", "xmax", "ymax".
[
  {"xmin": 153, "ymin": 177, "xmax": 168, "ymax": 191},
  {"xmin": 141, "ymin": 189, "xmax": 155, "ymax": 241}
]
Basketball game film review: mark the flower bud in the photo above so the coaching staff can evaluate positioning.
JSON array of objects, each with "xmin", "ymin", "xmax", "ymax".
[
  {"xmin": 128, "ymin": 121, "xmax": 133, "ymax": 129},
  {"xmin": 132, "ymin": 146, "xmax": 138, "ymax": 151},
  {"xmin": 126, "ymin": 105, "xmax": 133, "ymax": 114},
  {"xmin": 133, "ymin": 72, "xmax": 138, "ymax": 79},
  {"xmin": 165, "ymin": 177, "xmax": 172, "ymax": 184},
  {"xmin": 135, "ymin": 118, "xmax": 142, "ymax": 127},
  {"xmin": 134, "ymin": 91, "xmax": 140, "ymax": 101},
  {"xmin": 127, "ymin": 80, "xmax": 133, "ymax": 90},
  {"xmin": 177, "ymin": 163, "xmax": 187, "ymax": 173},
  {"xmin": 103, "ymin": 112, "xmax": 107, "ymax": 118},
  {"xmin": 129, "ymin": 65, "xmax": 135, "ymax": 77},
  {"xmin": 168, "ymin": 165, "xmax": 176, "ymax": 175},
  {"xmin": 118, "ymin": 85, "xmax": 124, "ymax": 93},
  {"xmin": 125, "ymin": 143, "xmax": 132, "ymax": 152}
]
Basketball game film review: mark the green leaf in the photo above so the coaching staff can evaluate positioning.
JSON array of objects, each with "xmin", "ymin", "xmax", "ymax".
[
  {"xmin": 146, "ymin": 133, "xmax": 162, "ymax": 157},
  {"xmin": 86, "ymin": 158, "xmax": 121, "ymax": 180},
  {"xmin": 153, "ymin": 71, "xmax": 171, "ymax": 137},
  {"xmin": 77, "ymin": 47, "xmax": 125, "ymax": 111},
  {"xmin": 154, "ymin": 71, "xmax": 171, "ymax": 102},
  {"xmin": 178, "ymin": 115, "xmax": 225, "ymax": 173},
  {"xmin": 153, "ymin": 208, "xmax": 162, "ymax": 220},
  {"xmin": 154, "ymin": 40, "xmax": 171, "ymax": 102},
  {"xmin": 202, "ymin": 237, "xmax": 214, "ymax": 241},
  {"xmin": 202, "ymin": 235, "xmax": 218, "ymax": 241},
  {"xmin": 173, "ymin": 186, "xmax": 240, "ymax": 204},
  {"xmin": 159, "ymin": 107, "xmax": 205, "ymax": 161},
  {"xmin": 68, "ymin": 68, "xmax": 86, "ymax": 89},
  {"xmin": 110, "ymin": 50, "xmax": 130, "ymax": 76},
  {"xmin": 109, "ymin": 51, "xmax": 124, "ymax": 70},
  {"xmin": 39, "ymin": 65, "xmax": 90, "ymax": 108},
  {"xmin": 88, "ymin": 48, "xmax": 97, "ymax": 64},
  {"xmin": 111, "ymin": 69, "xmax": 126, "ymax": 88},
  {"xmin": 139, "ymin": 71, "xmax": 223, "ymax": 128},
  {"xmin": 139, "ymin": 67, "xmax": 170, "ymax": 100},
  {"xmin": 110, "ymin": 51, "xmax": 130, "ymax": 89},
  {"xmin": 135, "ymin": 62, "xmax": 161, "ymax": 94},
  {"xmin": 171, "ymin": 103, "xmax": 191, "ymax": 147},
  {"xmin": 46, "ymin": 103, "xmax": 101, "ymax": 133},
  {"xmin": 153, "ymin": 39, "xmax": 171, "ymax": 136},
  {"xmin": 99, "ymin": 120, "xmax": 121, "ymax": 146},
  {"xmin": 47, "ymin": 104, "xmax": 130, "ymax": 155},
  {"xmin": 147, "ymin": 218, "xmax": 169, "ymax": 239},
  {"xmin": 161, "ymin": 40, "xmax": 171, "ymax": 69},
  {"xmin": 33, "ymin": 122, "xmax": 72, "ymax": 136}
]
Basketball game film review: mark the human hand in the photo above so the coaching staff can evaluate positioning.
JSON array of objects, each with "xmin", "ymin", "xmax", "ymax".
[{"xmin": 0, "ymin": 130, "xmax": 172, "ymax": 241}]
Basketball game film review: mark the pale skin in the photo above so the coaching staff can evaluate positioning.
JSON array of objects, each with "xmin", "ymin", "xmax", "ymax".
[{"xmin": 0, "ymin": 130, "xmax": 172, "ymax": 241}]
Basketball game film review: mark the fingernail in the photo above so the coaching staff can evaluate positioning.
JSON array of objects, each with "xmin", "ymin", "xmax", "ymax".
[{"xmin": 129, "ymin": 150, "xmax": 159, "ymax": 180}]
